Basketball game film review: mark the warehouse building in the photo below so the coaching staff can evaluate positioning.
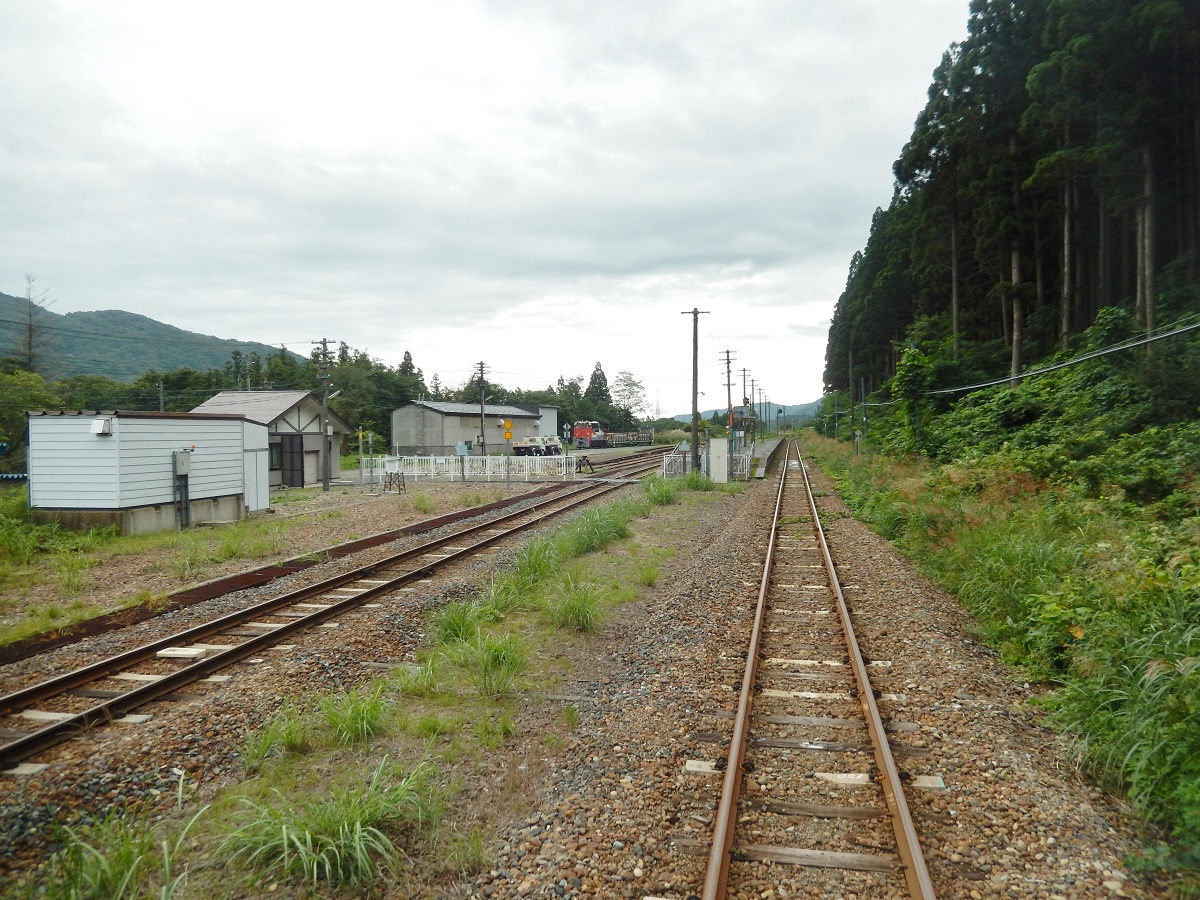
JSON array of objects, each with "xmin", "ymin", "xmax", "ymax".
[{"xmin": 390, "ymin": 401, "xmax": 558, "ymax": 456}]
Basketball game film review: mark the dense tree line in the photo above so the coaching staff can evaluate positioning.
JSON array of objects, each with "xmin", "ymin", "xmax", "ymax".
[
  {"xmin": 825, "ymin": 0, "xmax": 1200, "ymax": 395},
  {"xmin": 0, "ymin": 347, "xmax": 650, "ymax": 471}
]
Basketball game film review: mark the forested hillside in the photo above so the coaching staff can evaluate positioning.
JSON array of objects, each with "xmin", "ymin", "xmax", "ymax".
[
  {"xmin": 0, "ymin": 291, "xmax": 296, "ymax": 381},
  {"xmin": 825, "ymin": 0, "xmax": 1200, "ymax": 393},
  {"xmin": 818, "ymin": 1, "xmax": 1200, "ymax": 884}
]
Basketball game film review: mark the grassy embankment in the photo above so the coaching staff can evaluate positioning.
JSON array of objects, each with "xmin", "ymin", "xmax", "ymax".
[{"xmin": 805, "ymin": 420, "xmax": 1200, "ymax": 890}]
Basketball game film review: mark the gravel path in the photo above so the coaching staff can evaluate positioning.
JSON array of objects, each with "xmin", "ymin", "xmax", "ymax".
[{"xmin": 0, "ymin": 463, "xmax": 1162, "ymax": 898}]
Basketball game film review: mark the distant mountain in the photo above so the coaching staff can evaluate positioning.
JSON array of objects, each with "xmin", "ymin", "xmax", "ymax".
[
  {"xmin": 674, "ymin": 400, "xmax": 822, "ymax": 424},
  {"xmin": 0, "ymin": 292, "xmax": 300, "ymax": 382}
]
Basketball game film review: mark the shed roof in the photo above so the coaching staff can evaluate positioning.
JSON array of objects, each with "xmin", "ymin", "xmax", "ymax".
[
  {"xmin": 27, "ymin": 410, "xmax": 248, "ymax": 422},
  {"xmin": 191, "ymin": 391, "xmax": 352, "ymax": 431},
  {"xmin": 402, "ymin": 400, "xmax": 540, "ymax": 419}
]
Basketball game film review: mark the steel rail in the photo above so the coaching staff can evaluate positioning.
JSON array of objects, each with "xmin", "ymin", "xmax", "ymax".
[
  {"xmin": 798, "ymin": 454, "xmax": 936, "ymax": 899},
  {"xmin": 0, "ymin": 479, "xmax": 610, "ymax": 714},
  {"xmin": 0, "ymin": 475, "xmax": 645, "ymax": 767},
  {"xmin": 701, "ymin": 439, "xmax": 793, "ymax": 899}
]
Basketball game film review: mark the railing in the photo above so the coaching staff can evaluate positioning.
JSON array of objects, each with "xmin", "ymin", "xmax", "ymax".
[
  {"xmin": 731, "ymin": 451, "xmax": 752, "ymax": 479},
  {"xmin": 661, "ymin": 453, "xmax": 687, "ymax": 477},
  {"xmin": 363, "ymin": 455, "xmax": 577, "ymax": 484}
]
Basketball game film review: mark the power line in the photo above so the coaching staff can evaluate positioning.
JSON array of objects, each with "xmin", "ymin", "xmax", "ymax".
[{"xmin": 926, "ymin": 316, "xmax": 1200, "ymax": 395}]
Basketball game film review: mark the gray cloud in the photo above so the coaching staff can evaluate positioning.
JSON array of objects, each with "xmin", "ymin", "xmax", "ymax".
[{"xmin": 0, "ymin": 0, "xmax": 968, "ymax": 409}]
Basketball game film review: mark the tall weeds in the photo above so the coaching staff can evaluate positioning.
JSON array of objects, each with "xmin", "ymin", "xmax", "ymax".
[{"xmin": 807, "ymin": 432, "xmax": 1200, "ymax": 866}]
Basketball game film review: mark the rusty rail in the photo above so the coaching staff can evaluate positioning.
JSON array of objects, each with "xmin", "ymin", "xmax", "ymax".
[
  {"xmin": 701, "ymin": 442, "xmax": 936, "ymax": 899},
  {"xmin": 701, "ymin": 439, "xmax": 792, "ymax": 898}
]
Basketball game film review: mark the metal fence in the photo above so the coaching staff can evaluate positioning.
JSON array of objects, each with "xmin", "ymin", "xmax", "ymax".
[
  {"xmin": 660, "ymin": 452, "xmax": 686, "ymax": 477},
  {"xmin": 731, "ymin": 450, "xmax": 752, "ymax": 479},
  {"xmin": 363, "ymin": 454, "xmax": 577, "ymax": 485}
]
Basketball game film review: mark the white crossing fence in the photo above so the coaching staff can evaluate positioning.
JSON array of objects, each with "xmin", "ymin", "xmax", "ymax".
[
  {"xmin": 731, "ymin": 450, "xmax": 752, "ymax": 479},
  {"xmin": 364, "ymin": 454, "xmax": 577, "ymax": 485}
]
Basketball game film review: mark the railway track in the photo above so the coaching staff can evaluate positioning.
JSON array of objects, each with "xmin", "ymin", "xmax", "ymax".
[
  {"xmin": 0, "ymin": 449, "xmax": 667, "ymax": 774},
  {"xmin": 697, "ymin": 441, "xmax": 939, "ymax": 898}
]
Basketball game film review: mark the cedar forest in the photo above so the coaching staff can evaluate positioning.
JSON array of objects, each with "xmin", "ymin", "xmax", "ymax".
[{"xmin": 816, "ymin": 0, "xmax": 1200, "ymax": 884}]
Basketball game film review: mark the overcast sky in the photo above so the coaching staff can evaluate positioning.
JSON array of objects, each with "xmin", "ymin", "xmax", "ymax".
[{"xmin": 1, "ymin": 1, "xmax": 967, "ymax": 416}]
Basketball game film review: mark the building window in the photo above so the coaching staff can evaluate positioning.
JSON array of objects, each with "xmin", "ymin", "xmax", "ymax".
[{"xmin": 269, "ymin": 444, "xmax": 282, "ymax": 470}]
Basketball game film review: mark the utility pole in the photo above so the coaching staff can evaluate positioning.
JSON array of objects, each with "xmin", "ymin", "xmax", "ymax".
[
  {"xmin": 749, "ymin": 378, "xmax": 757, "ymax": 442},
  {"xmin": 682, "ymin": 308, "xmax": 709, "ymax": 473},
  {"xmin": 312, "ymin": 338, "xmax": 335, "ymax": 492},
  {"xmin": 157, "ymin": 380, "xmax": 164, "ymax": 412},
  {"xmin": 738, "ymin": 368, "xmax": 750, "ymax": 442},
  {"xmin": 476, "ymin": 361, "xmax": 488, "ymax": 458},
  {"xmin": 720, "ymin": 350, "xmax": 735, "ymax": 435}
]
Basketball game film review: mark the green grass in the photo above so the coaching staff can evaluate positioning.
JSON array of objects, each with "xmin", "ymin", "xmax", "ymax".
[
  {"xmin": 53, "ymin": 553, "xmax": 95, "ymax": 598},
  {"xmin": 453, "ymin": 633, "xmax": 527, "ymax": 698},
  {"xmin": 411, "ymin": 713, "xmax": 457, "ymax": 739},
  {"xmin": 634, "ymin": 560, "xmax": 659, "ymax": 586},
  {"xmin": 545, "ymin": 571, "xmax": 605, "ymax": 632},
  {"xmin": 44, "ymin": 807, "xmax": 207, "ymax": 900},
  {"xmin": 319, "ymin": 686, "xmax": 390, "ymax": 745},
  {"xmin": 244, "ymin": 705, "xmax": 315, "ymax": 771},
  {"xmin": 439, "ymin": 826, "xmax": 488, "ymax": 875},
  {"xmin": 432, "ymin": 601, "xmax": 488, "ymax": 645},
  {"xmin": 392, "ymin": 659, "xmax": 441, "ymax": 697},
  {"xmin": 411, "ymin": 493, "xmax": 437, "ymax": 514},
  {"xmin": 643, "ymin": 474, "xmax": 678, "ymax": 505},
  {"xmin": 220, "ymin": 758, "xmax": 432, "ymax": 891}
]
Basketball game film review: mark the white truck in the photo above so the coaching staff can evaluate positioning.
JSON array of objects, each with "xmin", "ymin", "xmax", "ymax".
[{"xmin": 512, "ymin": 435, "xmax": 563, "ymax": 456}]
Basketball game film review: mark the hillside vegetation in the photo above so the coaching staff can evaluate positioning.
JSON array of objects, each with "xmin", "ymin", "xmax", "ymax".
[
  {"xmin": 816, "ymin": 1, "xmax": 1200, "ymax": 886},
  {"xmin": 0, "ymin": 291, "xmax": 297, "ymax": 382}
]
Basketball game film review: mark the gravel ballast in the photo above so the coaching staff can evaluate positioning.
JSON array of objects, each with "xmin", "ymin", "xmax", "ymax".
[{"xmin": 0, "ymin": 466, "xmax": 1163, "ymax": 898}]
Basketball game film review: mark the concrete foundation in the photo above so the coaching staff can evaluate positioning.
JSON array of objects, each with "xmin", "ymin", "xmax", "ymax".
[{"xmin": 31, "ymin": 493, "xmax": 246, "ymax": 535}]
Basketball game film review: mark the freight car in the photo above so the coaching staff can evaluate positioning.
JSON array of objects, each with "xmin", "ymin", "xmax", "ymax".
[{"xmin": 571, "ymin": 421, "xmax": 652, "ymax": 449}]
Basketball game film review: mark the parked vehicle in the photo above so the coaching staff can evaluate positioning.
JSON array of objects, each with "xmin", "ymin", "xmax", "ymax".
[{"xmin": 512, "ymin": 435, "xmax": 563, "ymax": 456}]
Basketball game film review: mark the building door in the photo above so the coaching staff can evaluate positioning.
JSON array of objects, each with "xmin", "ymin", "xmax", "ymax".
[{"xmin": 281, "ymin": 434, "xmax": 305, "ymax": 487}]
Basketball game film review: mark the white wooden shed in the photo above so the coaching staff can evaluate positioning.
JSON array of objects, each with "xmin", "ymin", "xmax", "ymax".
[
  {"xmin": 191, "ymin": 391, "xmax": 351, "ymax": 488},
  {"xmin": 26, "ymin": 411, "xmax": 270, "ymax": 535}
]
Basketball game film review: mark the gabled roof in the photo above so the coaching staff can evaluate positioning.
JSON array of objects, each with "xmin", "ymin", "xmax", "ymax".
[
  {"xmin": 192, "ymin": 391, "xmax": 353, "ymax": 432},
  {"xmin": 402, "ymin": 400, "xmax": 540, "ymax": 419}
]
